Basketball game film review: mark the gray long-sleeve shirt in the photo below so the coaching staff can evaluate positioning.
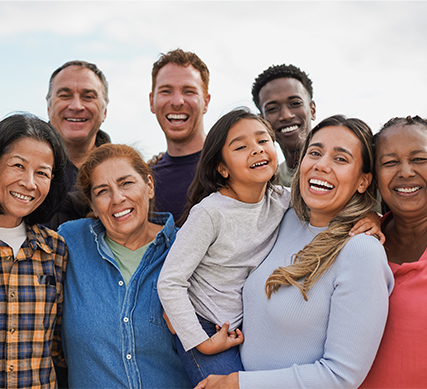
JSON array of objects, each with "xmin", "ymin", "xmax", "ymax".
[{"xmin": 157, "ymin": 187, "xmax": 291, "ymax": 351}]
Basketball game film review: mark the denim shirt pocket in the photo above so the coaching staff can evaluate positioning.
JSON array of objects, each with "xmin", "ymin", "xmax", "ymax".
[{"xmin": 148, "ymin": 279, "xmax": 169, "ymax": 329}]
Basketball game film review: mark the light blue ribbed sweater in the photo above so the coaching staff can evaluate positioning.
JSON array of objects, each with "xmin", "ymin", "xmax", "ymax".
[{"xmin": 239, "ymin": 208, "xmax": 394, "ymax": 388}]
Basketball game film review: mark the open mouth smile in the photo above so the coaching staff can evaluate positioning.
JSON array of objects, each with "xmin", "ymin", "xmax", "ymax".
[
  {"xmin": 113, "ymin": 208, "xmax": 133, "ymax": 218},
  {"xmin": 66, "ymin": 118, "xmax": 88, "ymax": 122},
  {"xmin": 11, "ymin": 191, "xmax": 33, "ymax": 202},
  {"xmin": 250, "ymin": 161, "xmax": 269, "ymax": 169},
  {"xmin": 279, "ymin": 124, "xmax": 299, "ymax": 134},
  {"xmin": 394, "ymin": 186, "xmax": 421, "ymax": 194},
  {"xmin": 167, "ymin": 114, "xmax": 189, "ymax": 124},
  {"xmin": 309, "ymin": 179, "xmax": 334, "ymax": 192}
]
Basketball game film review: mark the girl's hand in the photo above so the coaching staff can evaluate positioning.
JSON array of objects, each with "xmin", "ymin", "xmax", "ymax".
[
  {"xmin": 349, "ymin": 211, "xmax": 385, "ymax": 244},
  {"xmin": 162, "ymin": 311, "xmax": 176, "ymax": 334},
  {"xmin": 194, "ymin": 372, "xmax": 239, "ymax": 389},
  {"xmin": 196, "ymin": 322, "xmax": 244, "ymax": 355}
]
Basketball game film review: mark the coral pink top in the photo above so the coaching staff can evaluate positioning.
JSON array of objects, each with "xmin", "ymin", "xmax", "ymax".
[{"xmin": 361, "ymin": 213, "xmax": 427, "ymax": 388}]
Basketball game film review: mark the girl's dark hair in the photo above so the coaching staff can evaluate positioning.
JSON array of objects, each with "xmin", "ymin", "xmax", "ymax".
[
  {"xmin": 178, "ymin": 107, "xmax": 278, "ymax": 226},
  {"xmin": 0, "ymin": 113, "xmax": 68, "ymax": 225}
]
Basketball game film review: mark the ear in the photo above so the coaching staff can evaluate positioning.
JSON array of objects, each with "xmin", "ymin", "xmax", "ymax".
[
  {"xmin": 149, "ymin": 92, "xmax": 155, "ymax": 114},
  {"xmin": 102, "ymin": 106, "xmax": 107, "ymax": 122},
  {"xmin": 357, "ymin": 172, "xmax": 372, "ymax": 193},
  {"xmin": 310, "ymin": 100, "xmax": 316, "ymax": 121},
  {"xmin": 203, "ymin": 93, "xmax": 211, "ymax": 114},
  {"xmin": 146, "ymin": 174, "xmax": 155, "ymax": 200},
  {"xmin": 217, "ymin": 162, "xmax": 229, "ymax": 179},
  {"xmin": 89, "ymin": 201, "xmax": 98, "ymax": 218}
]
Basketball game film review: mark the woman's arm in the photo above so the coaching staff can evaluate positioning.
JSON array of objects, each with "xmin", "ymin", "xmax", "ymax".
[{"xmin": 198, "ymin": 235, "xmax": 393, "ymax": 389}]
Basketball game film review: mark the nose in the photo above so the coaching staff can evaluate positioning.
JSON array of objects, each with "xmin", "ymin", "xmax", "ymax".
[
  {"xmin": 112, "ymin": 187, "xmax": 126, "ymax": 204},
  {"xmin": 398, "ymin": 161, "xmax": 415, "ymax": 178},
  {"xmin": 68, "ymin": 94, "xmax": 84, "ymax": 111},
  {"xmin": 314, "ymin": 156, "xmax": 331, "ymax": 173},
  {"xmin": 170, "ymin": 92, "xmax": 184, "ymax": 109},
  {"xmin": 20, "ymin": 172, "xmax": 36, "ymax": 190},
  {"xmin": 279, "ymin": 106, "xmax": 295, "ymax": 121},
  {"xmin": 252, "ymin": 144, "xmax": 264, "ymax": 155}
]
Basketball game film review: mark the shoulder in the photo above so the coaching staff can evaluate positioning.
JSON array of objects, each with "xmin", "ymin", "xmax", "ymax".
[
  {"xmin": 30, "ymin": 224, "xmax": 68, "ymax": 258},
  {"xmin": 57, "ymin": 218, "xmax": 96, "ymax": 239}
]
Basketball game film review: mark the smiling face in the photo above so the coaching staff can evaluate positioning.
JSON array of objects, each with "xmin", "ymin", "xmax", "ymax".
[
  {"xmin": 89, "ymin": 157, "xmax": 155, "ymax": 244},
  {"xmin": 0, "ymin": 138, "xmax": 54, "ymax": 228},
  {"xmin": 149, "ymin": 63, "xmax": 210, "ymax": 151},
  {"xmin": 259, "ymin": 77, "xmax": 316, "ymax": 156},
  {"xmin": 217, "ymin": 118, "xmax": 277, "ymax": 200},
  {"xmin": 300, "ymin": 126, "xmax": 372, "ymax": 226},
  {"xmin": 376, "ymin": 124, "xmax": 427, "ymax": 218},
  {"xmin": 47, "ymin": 66, "xmax": 107, "ymax": 147}
]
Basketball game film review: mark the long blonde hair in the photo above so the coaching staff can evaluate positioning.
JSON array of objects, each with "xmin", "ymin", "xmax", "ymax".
[{"xmin": 265, "ymin": 115, "xmax": 376, "ymax": 301}]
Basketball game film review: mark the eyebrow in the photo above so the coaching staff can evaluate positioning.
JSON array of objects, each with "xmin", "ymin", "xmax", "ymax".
[
  {"xmin": 92, "ymin": 174, "xmax": 133, "ymax": 192},
  {"xmin": 228, "ymin": 130, "xmax": 268, "ymax": 147},
  {"xmin": 308, "ymin": 142, "xmax": 354, "ymax": 158},
  {"xmin": 381, "ymin": 150, "xmax": 427, "ymax": 158},
  {"xmin": 264, "ymin": 95, "xmax": 303, "ymax": 106}
]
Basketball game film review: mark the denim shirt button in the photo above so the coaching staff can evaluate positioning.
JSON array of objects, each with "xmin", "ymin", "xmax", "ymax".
[
  {"xmin": 123, "ymin": 317, "xmax": 129, "ymax": 323},
  {"xmin": 126, "ymin": 354, "xmax": 132, "ymax": 360},
  {"xmin": 118, "ymin": 280, "xmax": 124, "ymax": 286}
]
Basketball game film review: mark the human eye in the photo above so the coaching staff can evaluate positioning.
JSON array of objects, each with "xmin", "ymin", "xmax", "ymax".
[
  {"xmin": 36, "ymin": 170, "xmax": 51, "ymax": 179},
  {"xmin": 259, "ymin": 138, "xmax": 270, "ymax": 144},
  {"xmin": 121, "ymin": 180, "xmax": 135, "ymax": 187},
  {"xmin": 412, "ymin": 156, "xmax": 427, "ymax": 164},
  {"xmin": 335, "ymin": 155, "xmax": 349, "ymax": 163},
  {"xmin": 158, "ymin": 88, "xmax": 171, "ymax": 95},
  {"xmin": 265, "ymin": 105, "xmax": 279, "ymax": 114},
  {"xmin": 307, "ymin": 147, "xmax": 321, "ymax": 157},
  {"xmin": 290, "ymin": 100, "xmax": 303, "ymax": 108},
  {"xmin": 382, "ymin": 159, "xmax": 398, "ymax": 167},
  {"xmin": 94, "ymin": 188, "xmax": 107, "ymax": 197},
  {"xmin": 83, "ymin": 93, "xmax": 96, "ymax": 101}
]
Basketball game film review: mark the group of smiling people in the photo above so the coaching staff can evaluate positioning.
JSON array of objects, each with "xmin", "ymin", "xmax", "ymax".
[{"xmin": 0, "ymin": 109, "xmax": 426, "ymax": 389}]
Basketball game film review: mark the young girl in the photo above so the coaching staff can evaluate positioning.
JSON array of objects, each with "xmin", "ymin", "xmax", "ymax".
[{"xmin": 157, "ymin": 107, "xmax": 382, "ymax": 385}]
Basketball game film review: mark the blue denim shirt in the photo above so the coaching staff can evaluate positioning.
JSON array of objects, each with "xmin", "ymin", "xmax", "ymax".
[{"xmin": 58, "ymin": 213, "xmax": 191, "ymax": 389}]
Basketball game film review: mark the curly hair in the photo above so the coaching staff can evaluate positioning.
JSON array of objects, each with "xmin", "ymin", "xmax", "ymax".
[
  {"xmin": 265, "ymin": 115, "xmax": 376, "ymax": 301},
  {"xmin": 151, "ymin": 48, "xmax": 210, "ymax": 96},
  {"xmin": 252, "ymin": 64, "xmax": 314, "ymax": 111}
]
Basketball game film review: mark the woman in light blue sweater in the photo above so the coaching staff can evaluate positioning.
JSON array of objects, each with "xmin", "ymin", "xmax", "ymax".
[{"xmin": 195, "ymin": 115, "xmax": 394, "ymax": 389}]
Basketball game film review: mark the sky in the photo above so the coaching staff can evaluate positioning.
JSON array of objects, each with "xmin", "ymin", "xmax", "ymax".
[{"xmin": 1, "ymin": 1, "xmax": 426, "ymax": 160}]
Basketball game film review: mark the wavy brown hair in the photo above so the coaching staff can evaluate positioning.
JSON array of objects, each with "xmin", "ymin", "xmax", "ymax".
[{"xmin": 265, "ymin": 115, "xmax": 376, "ymax": 301}]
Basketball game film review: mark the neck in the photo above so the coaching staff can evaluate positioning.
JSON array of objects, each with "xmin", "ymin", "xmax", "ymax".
[
  {"xmin": 0, "ymin": 215, "xmax": 23, "ymax": 228},
  {"xmin": 219, "ymin": 182, "xmax": 267, "ymax": 204},
  {"xmin": 66, "ymin": 136, "xmax": 97, "ymax": 168},
  {"xmin": 106, "ymin": 222, "xmax": 162, "ymax": 251},
  {"xmin": 166, "ymin": 132, "xmax": 206, "ymax": 157},
  {"xmin": 386, "ymin": 212, "xmax": 427, "ymax": 242},
  {"xmin": 282, "ymin": 148, "xmax": 300, "ymax": 170}
]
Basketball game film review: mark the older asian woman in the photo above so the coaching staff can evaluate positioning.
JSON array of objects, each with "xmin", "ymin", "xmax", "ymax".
[
  {"xmin": 361, "ymin": 116, "xmax": 427, "ymax": 387},
  {"xmin": 57, "ymin": 144, "xmax": 191, "ymax": 388},
  {"xmin": 0, "ymin": 113, "xmax": 68, "ymax": 388},
  {"xmin": 196, "ymin": 115, "xmax": 394, "ymax": 389}
]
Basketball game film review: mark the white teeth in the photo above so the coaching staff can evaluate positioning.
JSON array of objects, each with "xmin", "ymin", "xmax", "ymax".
[
  {"xmin": 251, "ymin": 161, "xmax": 268, "ymax": 168},
  {"xmin": 395, "ymin": 187, "xmax": 421, "ymax": 193},
  {"xmin": 309, "ymin": 179, "xmax": 334, "ymax": 190},
  {"xmin": 11, "ymin": 191, "xmax": 32, "ymax": 201},
  {"xmin": 280, "ymin": 125, "xmax": 299, "ymax": 133},
  {"xmin": 114, "ymin": 209, "xmax": 131, "ymax": 218},
  {"xmin": 167, "ymin": 114, "xmax": 188, "ymax": 120},
  {"xmin": 66, "ymin": 118, "xmax": 87, "ymax": 122}
]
